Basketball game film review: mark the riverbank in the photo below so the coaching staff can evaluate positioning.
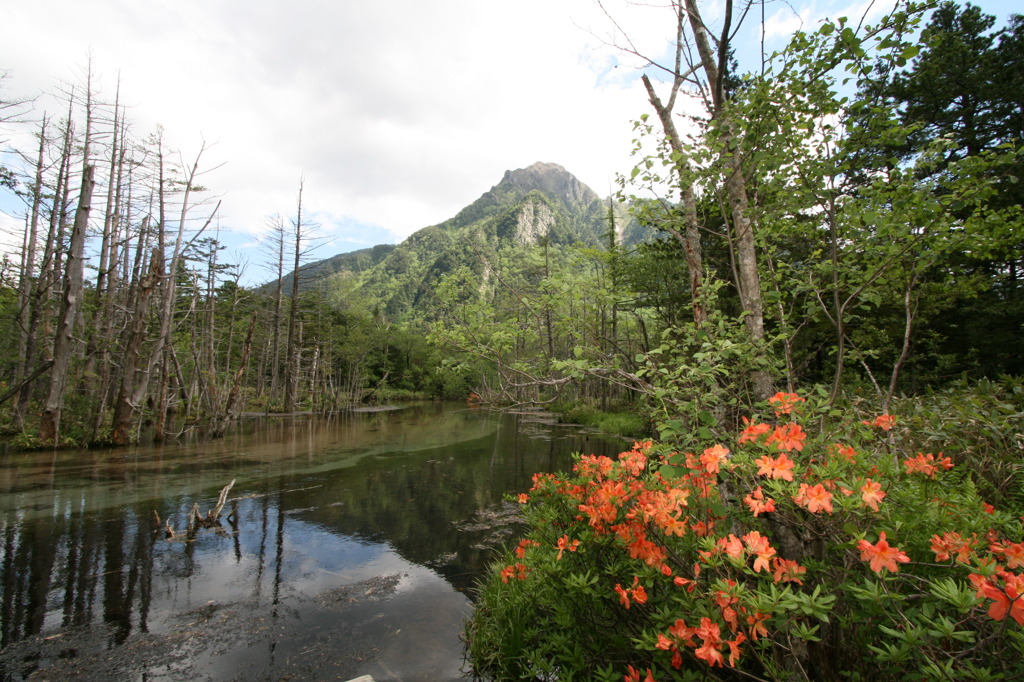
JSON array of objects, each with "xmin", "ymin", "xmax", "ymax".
[{"xmin": 548, "ymin": 400, "xmax": 651, "ymax": 438}]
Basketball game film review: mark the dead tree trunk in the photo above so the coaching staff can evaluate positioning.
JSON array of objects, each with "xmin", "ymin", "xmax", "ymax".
[
  {"xmin": 40, "ymin": 164, "xmax": 95, "ymax": 444},
  {"xmin": 210, "ymin": 313, "xmax": 258, "ymax": 438}
]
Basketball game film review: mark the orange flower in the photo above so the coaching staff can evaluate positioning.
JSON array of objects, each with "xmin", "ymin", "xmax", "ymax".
[
  {"xmin": 862, "ymin": 414, "xmax": 896, "ymax": 431},
  {"xmin": 726, "ymin": 632, "xmax": 747, "ymax": 667},
  {"xmin": 555, "ymin": 535, "xmax": 580, "ymax": 560},
  {"xmin": 659, "ymin": 514, "xmax": 688, "ymax": 537},
  {"xmin": 768, "ymin": 391, "xmax": 805, "ymax": 415},
  {"xmin": 772, "ymin": 557, "xmax": 806, "ymax": 585},
  {"xmin": 904, "ymin": 452, "xmax": 954, "ymax": 478},
  {"xmin": 977, "ymin": 571, "xmax": 1024, "ymax": 625},
  {"xmin": 624, "ymin": 665, "xmax": 657, "ymax": 682},
  {"xmin": 619, "ymin": 449, "xmax": 648, "ymax": 477},
  {"xmin": 754, "ymin": 454, "xmax": 795, "ymax": 481},
  {"xmin": 829, "ymin": 442, "xmax": 857, "ymax": 463},
  {"xmin": 515, "ymin": 539, "xmax": 540, "ymax": 558},
  {"xmin": 745, "ymin": 611, "xmax": 770, "ymax": 640},
  {"xmin": 615, "ymin": 577, "xmax": 647, "ymax": 609},
  {"xmin": 738, "ymin": 417, "xmax": 772, "ymax": 444},
  {"xmin": 694, "ymin": 617, "xmax": 724, "ymax": 667},
  {"xmin": 990, "ymin": 540, "xmax": 1024, "ymax": 569},
  {"xmin": 860, "ymin": 479, "xmax": 885, "ymax": 512},
  {"xmin": 857, "ymin": 532, "xmax": 910, "ymax": 573},
  {"xmin": 931, "ymin": 532, "xmax": 977, "ymax": 563},
  {"xmin": 614, "ymin": 582, "xmax": 631, "ymax": 608},
  {"xmin": 673, "ymin": 575, "xmax": 695, "ymax": 592},
  {"xmin": 766, "ymin": 423, "xmax": 806, "ymax": 452},
  {"xmin": 700, "ymin": 444, "xmax": 730, "ymax": 474},
  {"xmin": 743, "ymin": 486, "xmax": 777, "ymax": 516},
  {"xmin": 669, "ymin": 617, "xmax": 697, "ymax": 646},
  {"xmin": 794, "ymin": 483, "xmax": 833, "ymax": 514},
  {"xmin": 718, "ymin": 533, "xmax": 745, "ymax": 560},
  {"xmin": 743, "ymin": 531, "xmax": 777, "ymax": 573},
  {"xmin": 500, "ymin": 563, "xmax": 530, "ymax": 583},
  {"xmin": 714, "ymin": 584, "xmax": 740, "ymax": 631}
]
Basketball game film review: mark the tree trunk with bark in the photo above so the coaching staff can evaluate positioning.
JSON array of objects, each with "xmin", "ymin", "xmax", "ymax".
[{"xmin": 40, "ymin": 164, "xmax": 95, "ymax": 444}]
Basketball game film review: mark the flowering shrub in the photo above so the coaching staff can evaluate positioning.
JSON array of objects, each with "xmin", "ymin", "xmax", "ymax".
[{"xmin": 465, "ymin": 391, "xmax": 1024, "ymax": 681}]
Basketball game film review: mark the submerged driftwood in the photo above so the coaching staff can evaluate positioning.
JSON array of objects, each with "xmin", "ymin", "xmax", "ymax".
[{"xmin": 155, "ymin": 479, "xmax": 236, "ymax": 540}]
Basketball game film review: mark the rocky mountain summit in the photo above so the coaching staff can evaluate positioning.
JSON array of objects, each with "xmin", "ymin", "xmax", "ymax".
[{"xmin": 497, "ymin": 161, "xmax": 602, "ymax": 210}]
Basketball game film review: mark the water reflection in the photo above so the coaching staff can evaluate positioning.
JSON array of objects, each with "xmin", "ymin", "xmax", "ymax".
[{"xmin": 0, "ymin": 404, "xmax": 626, "ymax": 680}]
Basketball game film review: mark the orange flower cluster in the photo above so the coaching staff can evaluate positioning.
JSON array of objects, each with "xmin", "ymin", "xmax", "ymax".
[
  {"xmin": 755, "ymin": 453, "xmax": 795, "ymax": 481},
  {"xmin": 743, "ymin": 486, "xmax": 776, "ymax": 516},
  {"xmin": 793, "ymin": 482, "xmax": 834, "ymax": 514},
  {"xmin": 555, "ymin": 535, "xmax": 580, "ymax": 560},
  {"xmin": 700, "ymin": 444, "xmax": 730, "ymax": 474},
  {"xmin": 515, "ymin": 538, "xmax": 540, "ymax": 558},
  {"xmin": 973, "ymin": 570, "xmax": 1024, "ymax": 626},
  {"xmin": 656, "ymin": 615, "xmax": 748, "ymax": 669},
  {"xmin": 857, "ymin": 532, "xmax": 911, "ymax": 573},
  {"xmin": 500, "ymin": 562, "xmax": 530, "ymax": 583},
  {"xmin": 859, "ymin": 478, "xmax": 885, "ymax": 512},
  {"xmin": 615, "ymin": 576, "xmax": 648, "ymax": 609},
  {"xmin": 829, "ymin": 442, "xmax": 857, "ymax": 463},
  {"xmin": 767, "ymin": 423, "xmax": 807, "ymax": 452},
  {"xmin": 737, "ymin": 418, "xmax": 808, "ymax": 452},
  {"xmin": 506, "ymin": 394, "xmax": 1022, "ymax": 682},
  {"xmin": 930, "ymin": 532, "xmax": 977, "ymax": 563},
  {"xmin": 768, "ymin": 391, "xmax": 806, "ymax": 415},
  {"xmin": 862, "ymin": 414, "xmax": 897, "ymax": 431},
  {"xmin": 699, "ymin": 531, "xmax": 807, "ymax": 586},
  {"xmin": 990, "ymin": 540, "xmax": 1024, "ymax": 569},
  {"xmin": 738, "ymin": 416, "xmax": 772, "ymax": 443},
  {"xmin": 903, "ymin": 452, "xmax": 954, "ymax": 478}
]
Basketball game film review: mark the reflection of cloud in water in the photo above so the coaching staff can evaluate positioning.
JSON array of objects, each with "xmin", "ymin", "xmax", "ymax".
[
  {"xmin": 150, "ymin": 510, "xmax": 470, "ymax": 680},
  {"xmin": 0, "ymin": 403, "xmax": 627, "ymax": 679}
]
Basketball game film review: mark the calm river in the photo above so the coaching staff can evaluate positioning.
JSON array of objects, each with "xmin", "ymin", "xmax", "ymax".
[{"xmin": 0, "ymin": 403, "xmax": 627, "ymax": 681}]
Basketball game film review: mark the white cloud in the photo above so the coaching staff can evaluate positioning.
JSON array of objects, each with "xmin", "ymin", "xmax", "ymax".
[
  {"xmin": 763, "ymin": 0, "xmax": 896, "ymax": 43},
  {"xmin": 2, "ymin": 0, "xmax": 666, "ymax": 277},
  {"xmin": 9, "ymin": 0, "xmax": 998, "ymax": 284},
  {"xmin": 765, "ymin": 2, "xmax": 818, "ymax": 40}
]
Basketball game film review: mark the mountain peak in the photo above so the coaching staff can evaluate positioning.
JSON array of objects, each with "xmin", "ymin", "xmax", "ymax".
[{"xmin": 498, "ymin": 162, "xmax": 599, "ymax": 207}]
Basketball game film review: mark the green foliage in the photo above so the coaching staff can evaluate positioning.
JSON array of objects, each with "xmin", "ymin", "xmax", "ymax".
[
  {"xmin": 430, "ymin": 240, "xmax": 652, "ymax": 408},
  {"xmin": 888, "ymin": 378, "xmax": 1024, "ymax": 515},
  {"xmin": 638, "ymin": 284, "xmax": 778, "ymax": 449}
]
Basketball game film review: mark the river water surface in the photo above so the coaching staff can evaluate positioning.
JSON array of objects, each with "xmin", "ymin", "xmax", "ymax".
[{"xmin": 0, "ymin": 403, "xmax": 627, "ymax": 681}]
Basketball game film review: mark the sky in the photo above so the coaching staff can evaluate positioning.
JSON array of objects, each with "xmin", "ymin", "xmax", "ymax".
[{"xmin": 1, "ymin": 0, "xmax": 1020, "ymax": 285}]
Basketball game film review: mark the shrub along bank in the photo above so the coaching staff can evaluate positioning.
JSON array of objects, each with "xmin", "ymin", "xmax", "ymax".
[{"xmin": 466, "ymin": 388, "xmax": 1024, "ymax": 681}]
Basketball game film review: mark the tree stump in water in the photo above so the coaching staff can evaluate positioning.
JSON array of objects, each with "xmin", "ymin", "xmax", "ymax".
[{"xmin": 156, "ymin": 479, "xmax": 236, "ymax": 539}]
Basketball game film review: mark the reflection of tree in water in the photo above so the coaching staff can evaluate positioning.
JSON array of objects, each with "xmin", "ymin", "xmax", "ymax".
[
  {"xmin": 0, "ymin": 499, "xmax": 158, "ymax": 650},
  {"xmin": 291, "ymin": 413, "xmax": 625, "ymax": 592},
  {"xmin": 0, "ymin": 406, "xmax": 625, "ymax": 669}
]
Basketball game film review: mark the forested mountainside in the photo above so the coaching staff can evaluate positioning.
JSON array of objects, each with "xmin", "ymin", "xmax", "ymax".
[
  {"xmin": 266, "ymin": 244, "xmax": 397, "ymax": 297},
  {"xmin": 286, "ymin": 162, "xmax": 651, "ymax": 319}
]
